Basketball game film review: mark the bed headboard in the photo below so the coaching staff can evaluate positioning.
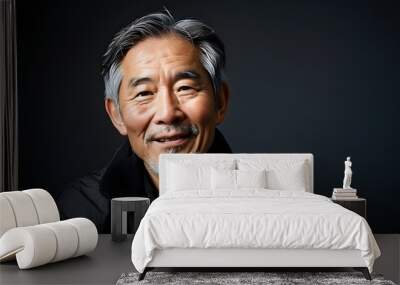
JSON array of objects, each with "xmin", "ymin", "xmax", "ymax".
[{"xmin": 159, "ymin": 153, "xmax": 314, "ymax": 195}]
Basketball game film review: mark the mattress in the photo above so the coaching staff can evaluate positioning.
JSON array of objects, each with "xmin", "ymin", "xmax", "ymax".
[{"xmin": 131, "ymin": 190, "xmax": 380, "ymax": 273}]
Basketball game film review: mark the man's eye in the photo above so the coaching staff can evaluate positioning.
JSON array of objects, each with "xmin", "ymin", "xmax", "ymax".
[
  {"xmin": 177, "ymin": 86, "xmax": 193, "ymax": 92},
  {"xmin": 136, "ymin": 91, "xmax": 153, "ymax": 97}
]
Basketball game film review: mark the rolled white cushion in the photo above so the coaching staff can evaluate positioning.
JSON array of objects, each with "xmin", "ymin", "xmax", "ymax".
[
  {"xmin": 0, "ymin": 191, "xmax": 39, "ymax": 227},
  {"xmin": 0, "ymin": 226, "xmax": 57, "ymax": 269},
  {"xmin": 0, "ymin": 196, "xmax": 17, "ymax": 237},
  {"xmin": 0, "ymin": 218, "xmax": 98, "ymax": 269},
  {"xmin": 23, "ymin": 188, "xmax": 60, "ymax": 224},
  {"xmin": 64, "ymin": 218, "xmax": 98, "ymax": 257},
  {"xmin": 0, "ymin": 189, "xmax": 60, "ymax": 239},
  {"xmin": 42, "ymin": 221, "xmax": 79, "ymax": 262}
]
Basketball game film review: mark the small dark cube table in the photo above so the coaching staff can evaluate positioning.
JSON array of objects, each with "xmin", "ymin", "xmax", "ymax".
[
  {"xmin": 331, "ymin": 198, "xmax": 367, "ymax": 219},
  {"xmin": 111, "ymin": 197, "xmax": 150, "ymax": 242}
]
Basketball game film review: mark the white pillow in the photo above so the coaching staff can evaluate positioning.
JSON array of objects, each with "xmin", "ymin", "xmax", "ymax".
[
  {"xmin": 211, "ymin": 168, "xmax": 267, "ymax": 190},
  {"xmin": 166, "ymin": 160, "xmax": 235, "ymax": 192},
  {"xmin": 236, "ymin": 169, "xmax": 267, "ymax": 188},
  {"xmin": 237, "ymin": 159, "xmax": 308, "ymax": 191},
  {"xmin": 211, "ymin": 168, "xmax": 236, "ymax": 189},
  {"xmin": 167, "ymin": 163, "xmax": 210, "ymax": 191}
]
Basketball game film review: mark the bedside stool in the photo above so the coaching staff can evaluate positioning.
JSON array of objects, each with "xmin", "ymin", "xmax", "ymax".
[
  {"xmin": 111, "ymin": 197, "xmax": 150, "ymax": 242},
  {"xmin": 331, "ymin": 198, "xmax": 366, "ymax": 219}
]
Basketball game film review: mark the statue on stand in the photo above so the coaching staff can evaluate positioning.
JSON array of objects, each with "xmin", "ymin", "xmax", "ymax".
[{"xmin": 343, "ymin": 157, "xmax": 353, "ymax": 189}]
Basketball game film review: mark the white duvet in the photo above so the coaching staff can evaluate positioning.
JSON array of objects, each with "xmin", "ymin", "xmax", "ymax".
[{"xmin": 131, "ymin": 190, "xmax": 380, "ymax": 273}]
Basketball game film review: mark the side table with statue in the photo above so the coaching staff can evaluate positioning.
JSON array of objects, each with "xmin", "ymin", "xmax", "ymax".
[{"xmin": 331, "ymin": 157, "xmax": 367, "ymax": 219}]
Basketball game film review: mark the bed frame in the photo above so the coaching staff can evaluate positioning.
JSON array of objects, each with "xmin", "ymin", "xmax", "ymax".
[
  {"xmin": 140, "ymin": 248, "xmax": 370, "ymax": 280},
  {"xmin": 138, "ymin": 154, "xmax": 371, "ymax": 280}
]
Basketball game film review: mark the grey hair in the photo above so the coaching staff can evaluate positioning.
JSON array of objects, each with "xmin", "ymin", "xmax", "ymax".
[{"xmin": 101, "ymin": 9, "xmax": 226, "ymax": 109}]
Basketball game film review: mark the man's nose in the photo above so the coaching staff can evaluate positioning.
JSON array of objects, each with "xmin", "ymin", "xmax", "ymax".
[{"xmin": 153, "ymin": 88, "xmax": 184, "ymax": 125}]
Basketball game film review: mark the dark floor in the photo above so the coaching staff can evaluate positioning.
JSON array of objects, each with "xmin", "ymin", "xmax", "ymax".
[
  {"xmin": 374, "ymin": 234, "xmax": 400, "ymax": 284},
  {"xmin": 0, "ymin": 234, "xmax": 398, "ymax": 284}
]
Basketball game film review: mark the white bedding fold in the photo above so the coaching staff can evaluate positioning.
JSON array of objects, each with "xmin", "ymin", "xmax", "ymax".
[{"xmin": 131, "ymin": 190, "xmax": 380, "ymax": 273}]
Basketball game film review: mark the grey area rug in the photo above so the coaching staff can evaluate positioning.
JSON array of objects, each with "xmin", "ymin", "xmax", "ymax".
[{"xmin": 116, "ymin": 272, "xmax": 396, "ymax": 285}]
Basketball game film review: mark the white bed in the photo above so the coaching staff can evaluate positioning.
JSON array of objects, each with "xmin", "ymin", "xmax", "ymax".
[{"xmin": 131, "ymin": 154, "xmax": 380, "ymax": 280}]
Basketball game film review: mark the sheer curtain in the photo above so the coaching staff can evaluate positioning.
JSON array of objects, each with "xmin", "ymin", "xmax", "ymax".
[{"xmin": 0, "ymin": 0, "xmax": 18, "ymax": 192}]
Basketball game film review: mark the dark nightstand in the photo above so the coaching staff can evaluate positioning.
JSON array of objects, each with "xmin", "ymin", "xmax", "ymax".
[
  {"xmin": 331, "ymin": 198, "xmax": 366, "ymax": 219},
  {"xmin": 111, "ymin": 197, "xmax": 150, "ymax": 242}
]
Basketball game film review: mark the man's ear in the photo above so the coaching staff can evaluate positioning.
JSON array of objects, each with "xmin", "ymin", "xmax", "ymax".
[
  {"xmin": 216, "ymin": 81, "xmax": 230, "ymax": 125},
  {"xmin": 104, "ymin": 99, "xmax": 128, "ymax": 135}
]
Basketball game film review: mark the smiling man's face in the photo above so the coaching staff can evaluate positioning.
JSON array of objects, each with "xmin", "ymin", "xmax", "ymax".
[{"xmin": 105, "ymin": 33, "xmax": 229, "ymax": 184}]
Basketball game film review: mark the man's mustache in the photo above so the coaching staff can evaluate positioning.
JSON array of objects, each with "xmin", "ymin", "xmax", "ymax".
[{"xmin": 144, "ymin": 123, "xmax": 199, "ymax": 144}]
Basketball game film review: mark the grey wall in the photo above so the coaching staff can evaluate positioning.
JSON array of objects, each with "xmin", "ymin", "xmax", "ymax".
[{"xmin": 17, "ymin": 0, "xmax": 400, "ymax": 233}]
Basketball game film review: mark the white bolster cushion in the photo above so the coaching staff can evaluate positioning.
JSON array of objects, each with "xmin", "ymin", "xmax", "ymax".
[
  {"xmin": 64, "ymin": 218, "xmax": 98, "ymax": 257},
  {"xmin": 41, "ymin": 221, "xmax": 79, "ymax": 262},
  {"xmin": 0, "ymin": 218, "xmax": 98, "ymax": 269},
  {"xmin": 0, "ymin": 189, "xmax": 60, "ymax": 238},
  {"xmin": 23, "ymin": 188, "xmax": 60, "ymax": 224},
  {"xmin": 0, "ymin": 191, "xmax": 39, "ymax": 228},
  {"xmin": 0, "ymin": 196, "xmax": 17, "ymax": 237}
]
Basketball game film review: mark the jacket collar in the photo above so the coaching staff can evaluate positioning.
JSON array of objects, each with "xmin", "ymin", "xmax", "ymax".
[{"xmin": 100, "ymin": 128, "xmax": 232, "ymax": 199}]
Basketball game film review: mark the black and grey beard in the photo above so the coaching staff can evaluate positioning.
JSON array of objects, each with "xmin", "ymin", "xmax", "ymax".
[
  {"xmin": 144, "ymin": 147, "xmax": 181, "ymax": 176},
  {"xmin": 144, "ymin": 123, "xmax": 199, "ymax": 144},
  {"xmin": 143, "ymin": 123, "xmax": 199, "ymax": 176}
]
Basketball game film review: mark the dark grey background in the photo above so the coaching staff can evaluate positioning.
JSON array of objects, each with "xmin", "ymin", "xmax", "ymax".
[{"xmin": 16, "ymin": 0, "xmax": 400, "ymax": 233}]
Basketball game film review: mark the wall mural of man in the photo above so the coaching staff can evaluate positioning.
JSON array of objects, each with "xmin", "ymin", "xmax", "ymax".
[{"xmin": 56, "ymin": 10, "xmax": 232, "ymax": 233}]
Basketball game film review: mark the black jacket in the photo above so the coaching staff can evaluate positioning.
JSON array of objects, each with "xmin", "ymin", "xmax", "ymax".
[{"xmin": 56, "ymin": 128, "xmax": 232, "ymax": 233}]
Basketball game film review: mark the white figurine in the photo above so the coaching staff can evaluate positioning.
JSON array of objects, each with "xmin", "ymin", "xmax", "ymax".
[{"xmin": 343, "ymin": 156, "xmax": 353, "ymax": 189}]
